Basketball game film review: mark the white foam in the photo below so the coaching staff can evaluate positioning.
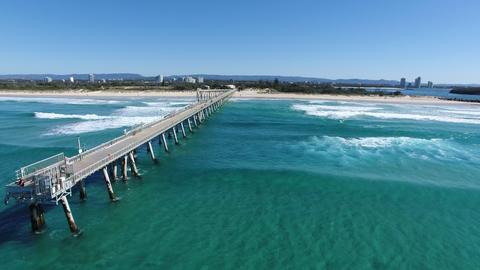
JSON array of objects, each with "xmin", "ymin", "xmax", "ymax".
[
  {"xmin": 297, "ymin": 136, "xmax": 476, "ymax": 162},
  {"xmin": 35, "ymin": 112, "xmax": 111, "ymax": 120},
  {"xmin": 143, "ymin": 101, "xmax": 191, "ymax": 106},
  {"xmin": 312, "ymin": 136, "xmax": 442, "ymax": 149},
  {"xmin": 42, "ymin": 99, "xmax": 192, "ymax": 135},
  {"xmin": 0, "ymin": 96, "xmax": 123, "ymax": 105},
  {"xmin": 47, "ymin": 116, "xmax": 162, "ymax": 135},
  {"xmin": 441, "ymin": 109, "xmax": 480, "ymax": 116},
  {"xmin": 116, "ymin": 105, "xmax": 178, "ymax": 117},
  {"xmin": 292, "ymin": 103, "xmax": 480, "ymax": 125}
]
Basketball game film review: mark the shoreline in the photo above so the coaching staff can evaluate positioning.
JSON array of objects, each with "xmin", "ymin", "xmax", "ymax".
[{"xmin": 0, "ymin": 89, "xmax": 477, "ymax": 106}]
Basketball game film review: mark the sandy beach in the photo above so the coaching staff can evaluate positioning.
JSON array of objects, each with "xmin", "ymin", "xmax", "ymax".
[{"xmin": 0, "ymin": 89, "xmax": 477, "ymax": 106}]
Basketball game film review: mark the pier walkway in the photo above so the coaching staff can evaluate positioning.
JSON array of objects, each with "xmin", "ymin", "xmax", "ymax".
[{"xmin": 4, "ymin": 89, "xmax": 235, "ymax": 234}]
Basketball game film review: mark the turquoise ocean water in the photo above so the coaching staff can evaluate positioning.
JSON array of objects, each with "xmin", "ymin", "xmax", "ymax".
[{"xmin": 1, "ymin": 96, "xmax": 480, "ymax": 269}]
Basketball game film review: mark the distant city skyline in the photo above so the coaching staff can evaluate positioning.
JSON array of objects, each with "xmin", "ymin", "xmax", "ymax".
[{"xmin": 0, "ymin": 0, "xmax": 479, "ymax": 84}]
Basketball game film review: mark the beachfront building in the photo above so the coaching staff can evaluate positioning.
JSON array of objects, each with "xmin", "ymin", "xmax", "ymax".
[
  {"xmin": 156, "ymin": 75, "xmax": 164, "ymax": 84},
  {"xmin": 197, "ymin": 77, "xmax": 204, "ymax": 83},
  {"xmin": 400, "ymin": 78, "xmax": 406, "ymax": 88},
  {"xmin": 185, "ymin": 76, "xmax": 196, "ymax": 83},
  {"xmin": 89, "ymin": 74, "xmax": 95, "ymax": 83},
  {"xmin": 69, "ymin": 76, "xmax": 75, "ymax": 83},
  {"xmin": 44, "ymin": 77, "xmax": 53, "ymax": 83},
  {"xmin": 414, "ymin": 77, "xmax": 421, "ymax": 88},
  {"xmin": 427, "ymin": 81, "xmax": 434, "ymax": 88}
]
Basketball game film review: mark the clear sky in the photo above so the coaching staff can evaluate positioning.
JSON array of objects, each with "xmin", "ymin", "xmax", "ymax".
[{"xmin": 0, "ymin": 0, "xmax": 479, "ymax": 84}]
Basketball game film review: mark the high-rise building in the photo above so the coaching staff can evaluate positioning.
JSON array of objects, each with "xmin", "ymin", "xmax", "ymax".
[
  {"xmin": 156, "ymin": 75, "xmax": 164, "ymax": 84},
  {"xmin": 400, "ymin": 78, "xmax": 406, "ymax": 88},
  {"xmin": 414, "ymin": 77, "xmax": 421, "ymax": 88},
  {"xmin": 69, "ymin": 76, "xmax": 75, "ymax": 83},
  {"xmin": 44, "ymin": 77, "xmax": 53, "ymax": 83},
  {"xmin": 185, "ymin": 76, "xmax": 196, "ymax": 83},
  {"xmin": 88, "ymin": 74, "xmax": 95, "ymax": 83},
  {"xmin": 197, "ymin": 77, "xmax": 204, "ymax": 83},
  {"xmin": 427, "ymin": 81, "xmax": 433, "ymax": 88}
]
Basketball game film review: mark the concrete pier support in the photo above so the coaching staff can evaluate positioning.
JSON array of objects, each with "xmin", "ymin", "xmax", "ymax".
[
  {"xmin": 193, "ymin": 115, "xmax": 198, "ymax": 127},
  {"xmin": 59, "ymin": 195, "xmax": 80, "ymax": 234},
  {"xmin": 147, "ymin": 141, "xmax": 157, "ymax": 163},
  {"xmin": 128, "ymin": 152, "xmax": 140, "ymax": 177},
  {"xmin": 121, "ymin": 155, "xmax": 128, "ymax": 181},
  {"xmin": 29, "ymin": 202, "xmax": 45, "ymax": 233},
  {"xmin": 187, "ymin": 118, "xmax": 193, "ymax": 132},
  {"xmin": 161, "ymin": 133, "xmax": 169, "ymax": 152},
  {"xmin": 102, "ymin": 167, "xmax": 117, "ymax": 201},
  {"xmin": 79, "ymin": 180, "xmax": 87, "ymax": 201},
  {"xmin": 180, "ymin": 122, "xmax": 187, "ymax": 138},
  {"xmin": 172, "ymin": 127, "xmax": 179, "ymax": 144},
  {"xmin": 110, "ymin": 162, "xmax": 118, "ymax": 181}
]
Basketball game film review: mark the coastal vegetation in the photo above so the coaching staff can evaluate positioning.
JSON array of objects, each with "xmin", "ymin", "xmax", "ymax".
[
  {"xmin": 233, "ymin": 79, "xmax": 402, "ymax": 96},
  {"xmin": 450, "ymin": 87, "xmax": 480, "ymax": 95},
  {"xmin": 0, "ymin": 79, "xmax": 402, "ymax": 96}
]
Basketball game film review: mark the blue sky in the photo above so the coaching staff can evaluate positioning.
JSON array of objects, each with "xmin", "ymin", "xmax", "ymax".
[{"xmin": 0, "ymin": 0, "xmax": 479, "ymax": 83}]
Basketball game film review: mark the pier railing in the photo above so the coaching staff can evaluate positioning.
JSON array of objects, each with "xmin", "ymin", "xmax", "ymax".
[
  {"xmin": 15, "ymin": 153, "xmax": 65, "ymax": 179},
  {"xmin": 67, "ymin": 101, "xmax": 202, "ymax": 164}
]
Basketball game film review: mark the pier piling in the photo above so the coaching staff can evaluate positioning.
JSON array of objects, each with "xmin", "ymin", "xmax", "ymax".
[
  {"xmin": 180, "ymin": 122, "xmax": 187, "ymax": 138},
  {"xmin": 193, "ymin": 115, "xmax": 198, "ymax": 127},
  {"xmin": 29, "ymin": 202, "xmax": 45, "ymax": 233},
  {"xmin": 128, "ymin": 152, "xmax": 140, "ymax": 177},
  {"xmin": 161, "ymin": 133, "xmax": 169, "ymax": 152},
  {"xmin": 79, "ymin": 180, "xmax": 87, "ymax": 200},
  {"xmin": 122, "ymin": 156, "xmax": 128, "ymax": 181},
  {"xmin": 102, "ymin": 167, "xmax": 117, "ymax": 201},
  {"xmin": 147, "ymin": 141, "xmax": 157, "ymax": 163},
  {"xmin": 60, "ymin": 195, "xmax": 79, "ymax": 235},
  {"xmin": 172, "ymin": 127, "xmax": 179, "ymax": 145},
  {"xmin": 187, "ymin": 118, "xmax": 193, "ymax": 132}
]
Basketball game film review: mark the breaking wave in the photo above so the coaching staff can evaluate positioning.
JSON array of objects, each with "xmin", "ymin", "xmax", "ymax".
[
  {"xmin": 292, "ymin": 103, "xmax": 480, "ymax": 125},
  {"xmin": 40, "ymin": 98, "xmax": 193, "ymax": 135},
  {"xmin": 47, "ymin": 116, "xmax": 162, "ymax": 135},
  {"xmin": 0, "ymin": 97, "xmax": 123, "ymax": 105},
  {"xmin": 294, "ymin": 136, "xmax": 476, "ymax": 163},
  {"xmin": 35, "ymin": 112, "xmax": 111, "ymax": 120}
]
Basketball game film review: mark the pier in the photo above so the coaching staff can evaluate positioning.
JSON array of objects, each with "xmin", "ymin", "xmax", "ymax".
[{"xmin": 4, "ymin": 89, "xmax": 235, "ymax": 234}]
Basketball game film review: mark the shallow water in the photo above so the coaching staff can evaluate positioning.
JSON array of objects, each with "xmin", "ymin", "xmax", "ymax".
[{"xmin": 1, "ymin": 97, "xmax": 480, "ymax": 269}]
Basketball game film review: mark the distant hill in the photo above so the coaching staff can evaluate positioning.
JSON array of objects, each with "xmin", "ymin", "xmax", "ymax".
[
  {"xmin": 0, "ymin": 73, "xmax": 398, "ymax": 85},
  {"xmin": 180, "ymin": 74, "xmax": 400, "ymax": 85},
  {"xmin": 0, "ymin": 73, "xmax": 144, "ymax": 81}
]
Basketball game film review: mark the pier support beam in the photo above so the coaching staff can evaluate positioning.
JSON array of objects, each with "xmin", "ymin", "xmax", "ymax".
[
  {"xmin": 180, "ymin": 122, "xmax": 187, "ymax": 138},
  {"xmin": 193, "ymin": 115, "xmax": 198, "ymax": 127},
  {"xmin": 60, "ymin": 195, "xmax": 80, "ymax": 235},
  {"xmin": 29, "ymin": 202, "xmax": 45, "ymax": 233},
  {"xmin": 147, "ymin": 141, "xmax": 157, "ymax": 163},
  {"xmin": 187, "ymin": 118, "xmax": 193, "ymax": 132},
  {"xmin": 110, "ymin": 162, "xmax": 118, "ymax": 181},
  {"xmin": 161, "ymin": 133, "xmax": 169, "ymax": 152},
  {"xmin": 172, "ymin": 127, "xmax": 179, "ymax": 144},
  {"xmin": 121, "ymin": 156, "xmax": 128, "ymax": 181},
  {"xmin": 102, "ymin": 167, "xmax": 117, "ymax": 201},
  {"xmin": 133, "ymin": 149, "xmax": 138, "ymax": 161},
  {"xmin": 128, "ymin": 152, "xmax": 140, "ymax": 177},
  {"xmin": 79, "ymin": 180, "xmax": 87, "ymax": 201}
]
